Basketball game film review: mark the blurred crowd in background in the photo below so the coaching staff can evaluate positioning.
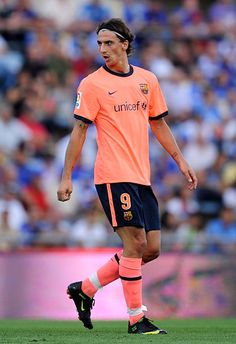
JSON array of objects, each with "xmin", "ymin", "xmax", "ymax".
[{"xmin": 0, "ymin": 0, "xmax": 236, "ymax": 253}]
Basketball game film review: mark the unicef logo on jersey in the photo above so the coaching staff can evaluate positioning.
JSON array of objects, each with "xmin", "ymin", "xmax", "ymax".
[{"xmin": 114, "ymin": 101, "xmax": 147, "ymax": 112}]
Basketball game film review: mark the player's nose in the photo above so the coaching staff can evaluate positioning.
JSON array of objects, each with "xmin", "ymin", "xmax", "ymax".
[{"xmin": 99, "ymin": 43, "xmax": 107, "ymax": 53}]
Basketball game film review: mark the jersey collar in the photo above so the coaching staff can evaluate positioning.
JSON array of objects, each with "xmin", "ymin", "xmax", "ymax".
[{"xmin": 103, "ymin": 64, "xmax": 134, "ymax": 77}]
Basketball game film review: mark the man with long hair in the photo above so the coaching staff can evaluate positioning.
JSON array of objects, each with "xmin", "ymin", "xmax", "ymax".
[{"xmin": 57, "ymin": 18, "xmax": 197, "ymax": 335}]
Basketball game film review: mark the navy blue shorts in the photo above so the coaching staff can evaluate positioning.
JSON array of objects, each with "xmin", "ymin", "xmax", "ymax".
[{"xmin": 95, "ymin": 182, "xmax": 161, "ymax": 231}]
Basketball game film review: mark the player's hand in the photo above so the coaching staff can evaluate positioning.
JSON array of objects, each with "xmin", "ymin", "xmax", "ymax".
[
  {"xmin": 178, "ymin": 160, "xmax": 198, "ymax": 191},
  {"xmin": 57, "ymin": 179, "xmax": 73, "ymax": 202}
]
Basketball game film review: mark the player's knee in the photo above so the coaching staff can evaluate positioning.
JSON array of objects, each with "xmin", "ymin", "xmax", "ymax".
[
  {"xmin": 120, "ymin": 228, "xmax": 147, "ymax": 256},
  {"xmin": 142, "ymin": 248, "xmax": 160, "ymax": 263},
  {"xmin": 135, "ymin": 237, "xmax": 147, "ymax": 255},
  {"xmin": 129, "ymin": 236, "xmax": 147, "ymax": 256}
]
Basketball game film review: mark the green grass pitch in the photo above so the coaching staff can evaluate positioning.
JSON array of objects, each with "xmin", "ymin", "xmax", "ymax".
[{"xmin": 0, "ymin": 319, "xmax": 236, "ymax": 344}]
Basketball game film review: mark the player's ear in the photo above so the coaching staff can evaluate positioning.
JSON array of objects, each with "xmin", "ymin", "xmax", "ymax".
[{"xmin": 122, "ymin": 40, "xmax": 129, "ymax": 52}]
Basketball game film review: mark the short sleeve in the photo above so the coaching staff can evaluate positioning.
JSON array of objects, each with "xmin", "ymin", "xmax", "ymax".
[
  {"xmin": 149, "ymin": 75, "xmax": 168, "ymax": 120},
  {"xmin": 73, "ymin": 78, "xmax": 100, "ymax": 122}
]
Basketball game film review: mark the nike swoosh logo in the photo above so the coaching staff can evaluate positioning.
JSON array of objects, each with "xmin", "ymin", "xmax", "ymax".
[
  {"xmin": 81, "ymin": 300, "xmax": 85, "ymax": 311},
  {"xmin": 108, "ymin": 91, "xmax": 117, "ymax": 95}
]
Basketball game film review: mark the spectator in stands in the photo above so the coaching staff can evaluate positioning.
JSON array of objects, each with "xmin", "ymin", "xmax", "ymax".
[
  {"xmin": 195, "ymin": 170, "xmax": 223, "ymax": 219},
  {"xmin": 20, "ymin": 205, "xmax": 48, "ymax": 247},
  {"xmin": 69, "ymin": 206, "xmax": 108, "ymax": 248},
  {"xmin": 78, "ymin": 0, "xmax": 111, "ymax": 25},
  {"xmin": 208, "ymin": 0, "xmax": 236, "ymax": 29},
  {"xmin": 165, "ymin": 186, "xmax": 199, "ymax": 222},
  {"xmin": 0, "ymin": 34, "xmax": 23, "ymax": 91},
  {"xmin": 144, "ymin": 0, "xmax": 167, "ymax": 26},
  {"xmin": 175, "ymin": 211, "xmax": 205, "ymax": 253},
  {"xmin": 122, "ymin": 0, "xmax": 147, "ymax": 31},
  {"xmin": 0, "ymin": 102, "xmax": 32, "ymax": 153},
  {"xmin": 182, "ymin": 131, "xmax": 218, "ymax": 172},
  {"xmin": 0, "ymin": 185, "xmax": 27, "ymax": 227},
  {"xmin": 205, "ymin": 206, "xmax": 236, "ymax": 253},
  {"xmin": 0, "ymin": 207, "xmax": 21, "ymax": 251}
]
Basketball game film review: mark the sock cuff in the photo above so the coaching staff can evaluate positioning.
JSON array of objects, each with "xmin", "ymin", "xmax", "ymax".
[
  {"xmin": 119, "ymin": 256, "xmax": 142, "ymax": 279},
  {"xmin": 120, "ymin": 256, "xmax": 142, "ymax": 270}
]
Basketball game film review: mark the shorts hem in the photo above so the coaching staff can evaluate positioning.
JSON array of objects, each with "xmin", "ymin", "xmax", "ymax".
[{"xmin": 113, "ymin": 224, "xmax": 144, "ymax": 231}]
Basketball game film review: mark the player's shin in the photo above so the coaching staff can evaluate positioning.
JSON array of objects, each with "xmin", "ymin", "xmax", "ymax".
[
  {"xmin": 119, "ymin": 256, "xmax": 143, "ymax": 325},
  {"xmin": 82, "ymin": 250, "xmax": 123, "ymax": 297}
]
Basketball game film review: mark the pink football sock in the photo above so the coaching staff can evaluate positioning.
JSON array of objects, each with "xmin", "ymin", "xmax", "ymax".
[
  {"xmin": 119, "ymin": 256, "xmax": 144, "ymax": 325},
  {"xmin": 82, "ymin": 250, "xmax": 123, "ymax": 297}
]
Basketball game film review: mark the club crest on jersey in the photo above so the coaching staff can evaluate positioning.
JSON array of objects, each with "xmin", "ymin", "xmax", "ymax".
[
  {"xmin": 139, "ymin": 83, "xmax": 149, "ymax": 94},
  {"xmin": 75, "ymin": 92, "xmax": 82, "ymax": 109},
  {"xmin": 124, "ymin": 211, "xmax": 133, "ymax": 221}
]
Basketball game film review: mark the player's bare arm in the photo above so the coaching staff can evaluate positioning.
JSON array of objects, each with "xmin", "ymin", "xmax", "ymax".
[
  {"xmin": 149, "ymin": 117, "xmax": 198, "ymax": 190},
  {"xmin": 57, "ymin": 120, "xmax": 89, "ymax": 202}
]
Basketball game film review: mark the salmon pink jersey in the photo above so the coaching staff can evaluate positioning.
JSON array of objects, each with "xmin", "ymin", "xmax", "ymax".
[{"xmin": 73, "ymin": 65, "xmax": 168, "ymax": 185}]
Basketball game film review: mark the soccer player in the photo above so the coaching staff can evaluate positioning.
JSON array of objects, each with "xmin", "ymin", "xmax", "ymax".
[{"xmin": 57, "ymin": 18, "xmax": 197, "ymax": 335}]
